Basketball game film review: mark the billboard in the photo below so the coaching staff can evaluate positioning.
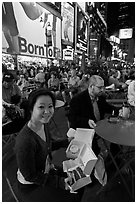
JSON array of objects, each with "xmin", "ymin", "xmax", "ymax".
[
  {"xmin": 119, "ymin": 28, "xmax": 133, "ymax": 39},
  {"xmin": 76, "ymin": 4, "xmax": 89, "ymax": 54},
  {"xmin": 2, "ymin": 2, "xmax": 61, "ymax": 59},
  {"xmin": 63, "ymin": 48, "xmax": 74, "ymax": 60},
  {"xmin": 61, "ymin": 2, "xmax": 74, "ymax": 46}
]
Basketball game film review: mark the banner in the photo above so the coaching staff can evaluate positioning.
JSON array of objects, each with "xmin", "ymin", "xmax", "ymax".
[
  {"xmin": 61, "ymin": 2, "xmax": 74, "ymax": 46},
  {"xmin": 2, "ymin": 2, "xmax": 61, "ymax": 59},
  {"xmin": 76, "ymin": 4, "xmax": 88, "ymax": 54}
]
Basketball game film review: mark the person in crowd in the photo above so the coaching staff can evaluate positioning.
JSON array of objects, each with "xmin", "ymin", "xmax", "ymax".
[
  {"xmin": 15, "ymin": 88, "xmax": 80, "ymax": 202},
  {"xmin": 77, "ymin": 70, "xmax": 84, "ymax": 80},
  {"xmin": 35, "ymin": 70, "xmax": 47, "ymax": 89},
  {"xmin": 108, "ymin": 69, "xmax": 121, "ymax": 89},
  {"xmin": 17, "ymin": 74, "xmax": 29, "ymax": 92},
  {"xmin": 68, "ymin": 75, "xmax": 118, "ymax": 156},
  {"xmin": 68, "ymin": 69, "xmax": 80, "ymax": 91},
  {"xmin": 77, "ymin": 73, "xmax": 90, "ymax": 93},
  {"xmin": 62, "ymin": 68, "xmax": 80, "ymax": 104},
  {"xmin": 126, "ymin": 71, "xmax": 135, "ymax": 107},
  {"xmin": 2, "ymin": 73, "xmax": 27, "ymax": 134},
  {"xmin": 128, "ymin": 80, "xmax": 135, "ymax": 107},
  {"xmin": 59, "ymin": 69, "xmax": 68, "ymax": 82},
  {"xmin": 116, "ymin": 69, "xmax": 121, "ymax": 80},
  {"xmin": 108, "ymin": 69, "xmax": 127, "ymax": 90},
  {"xmin": 67, "ymin": 75, "xmax": 121, "ymax": 193},
  {"xmin": 48, "ymin": 72, "xmax": 60, "ymax": 96},
  {"xmin": 2, "ymin": 72, "xmax": 22, "ymax": 104},
  {"xmin": 22, "ymin": 66, "xmax": 29, "ymax": 78},
  {"xmin": 30, "ymin": 67, "xmax": 35, "ymax": 78}
]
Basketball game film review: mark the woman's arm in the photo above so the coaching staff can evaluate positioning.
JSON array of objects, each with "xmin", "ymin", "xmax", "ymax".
[
  {"xmin": 15, "ymin": 134, "xmax": 47, "ymax": 185},
  {"xmin": 51, "ymin": 138, "xmax": 69, "ymax": 151}
]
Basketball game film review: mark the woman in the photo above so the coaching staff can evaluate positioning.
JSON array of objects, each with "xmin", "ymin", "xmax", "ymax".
[
  {"xmin": 48, "ymin": 72, "xmax": 60, "ymax": 96},
  {"xmin": 15, "ymin": 88, "xmax": 80, "ymax": 202}
]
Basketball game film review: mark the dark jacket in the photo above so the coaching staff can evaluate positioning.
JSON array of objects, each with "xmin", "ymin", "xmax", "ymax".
[
  {"xmin": 68, "ymin": 89, "xmax": 114, "ymax": 129},
  {"xmin": 15, "ymin": 124, "xmax": 68, "ymax": 185}
]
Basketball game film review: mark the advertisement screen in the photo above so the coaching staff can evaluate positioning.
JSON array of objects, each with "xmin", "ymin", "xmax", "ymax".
[
  {"xmin": 61, "ymin": 2, "xmax": 74, "ymax": 46},
  {"xmin": 76, "ymin": 4, "xmax": 88, "ymax": 54},
  {"xmin": 119, "ymin": 28, "xmax": 133, "ymax": 39},
  {"xmin": 2, "ymin": 2, "xmax": 61, "ymax": 59}
]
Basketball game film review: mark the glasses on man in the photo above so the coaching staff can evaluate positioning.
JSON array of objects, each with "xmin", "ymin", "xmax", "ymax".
[{"xmin": 95, "ymin": 85, "xmax": 105, "ymax": 90}]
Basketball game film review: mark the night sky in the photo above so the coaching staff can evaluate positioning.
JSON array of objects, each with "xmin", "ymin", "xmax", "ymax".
[{"xmin": 107, "ymin": 2, "xmax": 135, "ymax": 37}]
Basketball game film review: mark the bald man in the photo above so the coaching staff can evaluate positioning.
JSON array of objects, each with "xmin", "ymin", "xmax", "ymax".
[{"xmin": 68, "ymin": 75, "xmax": 117, "ymax": 155}]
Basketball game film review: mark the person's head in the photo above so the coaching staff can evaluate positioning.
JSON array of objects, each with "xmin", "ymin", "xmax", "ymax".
[
  {"xmin": 71, "ymin": 63, "xmax": 75, "ymax": 69},
  {"xmin": 50, "ymin": 72, "xmax": 56, "ymax": 79},
  {"xmin": 28, "ymin": 88, "xmax": 56, "ymax": 124},
  {"xmin": 35, "ymin": 73, "xmax": 45, "ymax": 88},
  {"xmin": 110, "ymin": 69, "xmax": 118, "ymax": 78},
  {"xmin": 70, "ymin": 69, "xmax": 76, "ymax": 77},
  {"xmin": 88, "ymin": 75, "xmax": 104, "ymax": 98},
  {"xmin": 2, "ymin": 73, "xmax": 14, "ymax": 88},
  {"xmin": 19, "ymin": 74, "xmax": 25, "ymax": 81}
]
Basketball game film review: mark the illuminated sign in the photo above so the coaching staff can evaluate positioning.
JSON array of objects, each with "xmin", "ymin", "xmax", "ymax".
[
  {"xmin": 76, "ymin": 4, "xmax": 89, "ymax": 54},
  {"xmin": 109, "ymin": 35, "xmax": 120, "ymax": 44},
  {"xmin": 63, "ymin": 48, "xmax": 74, "ymax": 60},
  {"xmin": 61, "ymin": 2, "xmax": 74, "ymax": 46},
  {"xmin": 2, "ymin": 2, "xmax": 61, "ymax": 58},
  {"xmin": 18, "ymin": 37, "xmax": 60, "ymax": 58},
  {"xmin": 119, "ymin": 28, "xmax": 133, "ymax": 39}
]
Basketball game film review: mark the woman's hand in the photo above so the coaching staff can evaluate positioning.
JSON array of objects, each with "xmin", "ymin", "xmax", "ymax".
[
  {"xmin": 88, "ymin": 119, "xmax": 96, "ymax": 128},
  {"xmin": 68, "ymin": 136, "xmax": 74, "ymax": 142}
]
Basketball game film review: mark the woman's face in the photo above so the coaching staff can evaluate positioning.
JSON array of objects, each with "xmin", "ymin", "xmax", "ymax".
[
  {"xmin": 31, "ymin": 95, "xmax": 54, "ymax": 124},
  {"xmin": 51, "ymin": 74, "xmax": 55, "ymax": 79}
]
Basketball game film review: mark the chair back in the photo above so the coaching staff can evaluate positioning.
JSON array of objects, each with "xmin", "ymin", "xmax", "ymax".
[{"xmin": 2, "ymin": 136, "xmax": 22, "ymax": 202}]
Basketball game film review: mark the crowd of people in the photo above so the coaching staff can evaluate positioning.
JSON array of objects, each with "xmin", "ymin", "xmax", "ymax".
[
  {"xmin": 2, "ymin": 58, "xmax": 135, "ymax": 201},
  {"xmin": 2, "ymin": 59, "xmax": 135, "ymax": 106}
]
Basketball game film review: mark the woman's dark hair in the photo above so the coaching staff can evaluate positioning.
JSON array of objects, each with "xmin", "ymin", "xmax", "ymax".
[{"xmin": 28, "ymin": 88, "xmax": 56, "ymax": 112}]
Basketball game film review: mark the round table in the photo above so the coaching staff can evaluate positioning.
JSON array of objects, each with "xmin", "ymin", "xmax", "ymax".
[
  {"xmin": 95, "ymin": 118, "xmax": 135, "ymax": 146},
  {"xmin": 95, "ymin": 118, "xmax": 135, "ymax": 200}
]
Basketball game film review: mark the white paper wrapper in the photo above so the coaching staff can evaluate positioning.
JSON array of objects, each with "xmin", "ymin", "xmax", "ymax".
[
  {"xmin": 64, "ymin": 128, "xmax": 98, "ymax": 192},
  {"xmin": 64, "ymin": 166, "xmax": 92, "ymax": 192},
  {"xmin": 75, "ymin": 128, "xmax": 95, "ymax": 146},
  {"xmin": 67, "ymin": 128, "xmax": 76, "ymax": 138}
]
